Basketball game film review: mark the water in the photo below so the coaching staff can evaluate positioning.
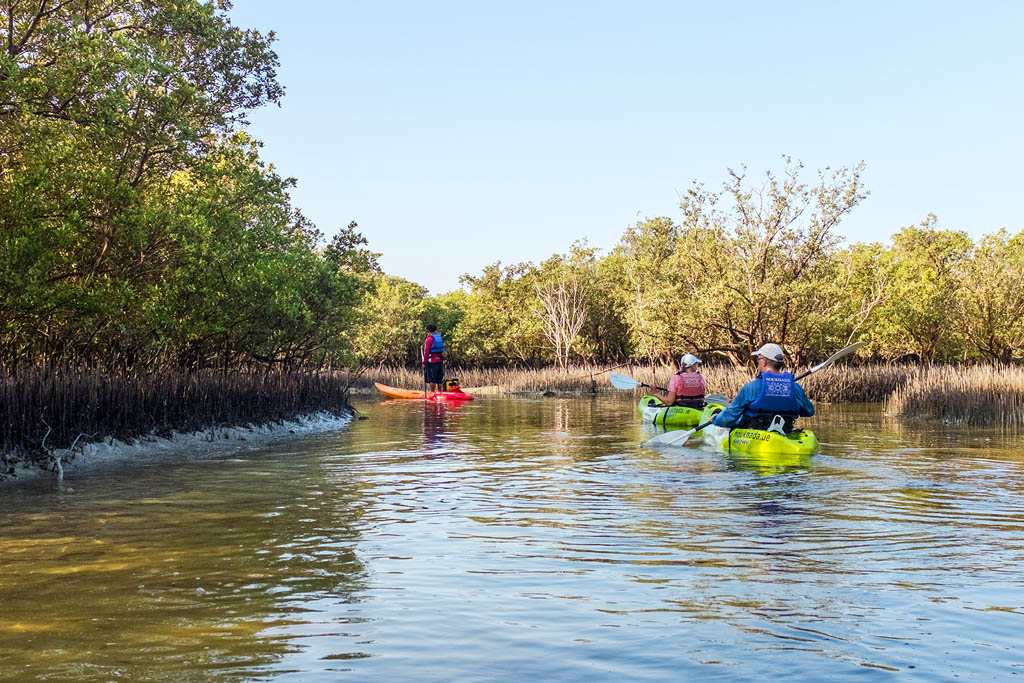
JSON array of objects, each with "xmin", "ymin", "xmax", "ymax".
[{"xmin": 2, "ymin": 397, "xmax": 1024, "ymax": 681}]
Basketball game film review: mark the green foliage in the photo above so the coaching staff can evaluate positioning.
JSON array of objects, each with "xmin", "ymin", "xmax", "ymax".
[
  {"xmin": 604, "ymin": 217, "xmax": 685, "ymax": 363},
  {"xmin": 352, "ymin": 274, "xmax": 430, "ymax": 366},
  {"xmin": 957, "ymin": 230, "xmax": 1024, "ymax": 362},
  {"xmin": 2, "ymin": 6, "xmax": 1018, "ymax": 384},
  {"xmin": 872, "ymin": 219, "xmax": 973, "ymax": 363},
  {"xmin": 0, "ymin": 2, "xmax": 373, "ymax": 370},
  {"xmin": 397, "ymin": 161, "xmax": 1023, "ymax": 370},
  {"xmin": 675, "ymin": 159, "xmax": 869, "ymax": 365},
  {"xmin": 452, "ymin": 263, "xmax": 546, "ymax": 366}
]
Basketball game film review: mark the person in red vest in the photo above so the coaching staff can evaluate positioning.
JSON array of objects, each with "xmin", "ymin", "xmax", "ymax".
[
  {"xmin": 422, "ymin": 324, "xmax": 445, "ymax": 393},
  {"xmin": 649, "ymin": 353, "xmax": 706, "ymax": 409}
]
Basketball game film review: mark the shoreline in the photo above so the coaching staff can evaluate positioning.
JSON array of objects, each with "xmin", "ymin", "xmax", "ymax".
[
  {"xmin": 1, "ymin": 367, "xmax": 356, "ymax": 482},
  {"xmin": 2, "ymin": 411, "xmax": 353, "ymax": 485}
]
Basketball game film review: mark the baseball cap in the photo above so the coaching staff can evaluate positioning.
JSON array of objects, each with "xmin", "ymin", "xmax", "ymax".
[
  {"xmin": 680, "ymin": 353, "xmax": 702, "ymax": 367},
  {"xmin": 750, "ymin": 343, "xmax": 785, "ymax": 362}
]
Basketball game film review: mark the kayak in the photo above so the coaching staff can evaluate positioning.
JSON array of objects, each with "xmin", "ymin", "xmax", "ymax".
[
  {"xmin": 639, "ymin": 396, "xmax": 728, "ymax": 435},
  {"xmin": 701, "ymin": 423, "xmax": 819, "ymax": 456},
  {"xmin": 374, "ymin": 382, "xmax": 474, "ymax": 401},
  {"xmin": 637, "ymin": 395, "xmax": 702, "ymax": 427},
  {"xmin": 696, "ymin": 404, "xmax": 818, "ymax": 456}
]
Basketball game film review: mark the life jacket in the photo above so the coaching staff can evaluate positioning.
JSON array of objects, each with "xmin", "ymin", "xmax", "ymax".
[
  {"xmin": 673, "ymin": 372, "xmax": 705, "ymax": 407},
  {"xmin": 426, "ymin": 332, "xmax": 444, "ymax": 361},
  {"xmin": 429, "ymin": 333, "xmax": 444, "ymax": 354},
  {"xmin": 742, "ymin": 371, "xmax": 799, "ymax": 426}
]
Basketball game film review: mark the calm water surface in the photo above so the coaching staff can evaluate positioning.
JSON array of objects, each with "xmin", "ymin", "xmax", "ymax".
[{"xmin": 2, "ymin": 397, "xmax": 1024, "ymax": 681}]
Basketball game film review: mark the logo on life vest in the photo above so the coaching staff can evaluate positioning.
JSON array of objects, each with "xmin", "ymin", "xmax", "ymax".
[{"xmin": 763, "ymin": 375, "xmax": 792, "ymax": 398}]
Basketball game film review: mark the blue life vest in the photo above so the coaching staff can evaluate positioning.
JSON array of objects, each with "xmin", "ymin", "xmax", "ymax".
[
  {"xmin": 744, "ymin": 371, "xmax": 799, "ymax": 418},
  {"xmin": 429, "ymin": 333, "xmax": 444, "ymax": 355}
]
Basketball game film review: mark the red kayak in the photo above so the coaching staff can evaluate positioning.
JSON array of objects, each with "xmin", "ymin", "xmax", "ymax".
[{"xmin": 374, "ymin": 382, "xmax": 474, "ymax": 401}]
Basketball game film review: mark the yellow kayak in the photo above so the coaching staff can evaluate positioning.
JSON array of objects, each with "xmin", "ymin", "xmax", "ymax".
[
  {"xmin": 697, "ymin": 405, "xmax": 819, "ymax": 456},
  {"xmin": 701, "ymin": 424, "xmax": 819, "ymax": 455},
  {"xmin": 637, "ymin": 395, "xmax": 702, "ymax": 427}
]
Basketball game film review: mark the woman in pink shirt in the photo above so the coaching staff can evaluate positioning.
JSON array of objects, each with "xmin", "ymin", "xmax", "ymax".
[{"xmin": 648, "ymin": 353, "xmax": 706, "ymax": 409}]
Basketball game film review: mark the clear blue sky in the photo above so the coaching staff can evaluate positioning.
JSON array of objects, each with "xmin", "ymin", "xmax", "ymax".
[{"xmin": 228, "ymin": 1, "xmax": 1023, "ymax": 294}]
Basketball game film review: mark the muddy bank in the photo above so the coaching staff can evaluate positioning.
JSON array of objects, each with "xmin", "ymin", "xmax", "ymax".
[{"xmin": 3, "ymin": 411, "xmax": 352, "ymax": 484}]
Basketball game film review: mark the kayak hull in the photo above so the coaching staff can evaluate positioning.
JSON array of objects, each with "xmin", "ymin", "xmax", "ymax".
[
  {"xmin": 374, "ymin": 382, "xmax": 474, "ymax": 401},
  {"xmin": 701, "ymin": 424, "xmax": 819, "ymax": 456},
  {"xmin": 637, "ymin": 396, "xmax": 702, "ymax": 427},
  {"xmin": 697, "ymin": 405, "xmax": 818, "ymax": 455}
]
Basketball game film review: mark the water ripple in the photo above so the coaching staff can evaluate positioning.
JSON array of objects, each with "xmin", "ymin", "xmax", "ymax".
[{"xmin": 3, "ymin": 400, "xmax": 1024, "ymax": 680}]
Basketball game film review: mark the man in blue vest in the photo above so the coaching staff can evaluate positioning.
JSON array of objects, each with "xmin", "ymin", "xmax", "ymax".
[
  {"xmin": 422, "ymin": 324, "xmax": 445, "ymax": 393},
  {"xmin": 711, "ymin": 343, "xmax": 814, "ymax": 433}
]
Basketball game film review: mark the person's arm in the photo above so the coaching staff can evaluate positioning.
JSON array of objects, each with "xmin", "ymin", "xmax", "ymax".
[
  {"xmin": 648, "ymin": 389, "xmax": 677, "ymax": 406},
  {"xmin": 648, "ymin": 374, "xmax": 681, "ymax": 406},
  {"xmin": 422, "ymin": 337, "xmax": 431, "ymax": 366},
  {"xmin": 712, "ymin": 381, "xmax": 756, "ymax": 427},
  {"xmin": 794, "ymin": 383, "xmax": 814, "ymax": 417}
]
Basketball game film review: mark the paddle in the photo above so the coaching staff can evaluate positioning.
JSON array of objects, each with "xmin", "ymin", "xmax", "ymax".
[
  {"xmin": 612, "ymin": 375, "xmax": 727, "ymax": 410},
  {"xmin": 609, "ymin": 373, "xmax": 667, "ymax": 393},
  {"xmin": 704, "ymin": 392, "xmax": 730, "ymax": 406},
  {"xmin": 641, "ymin": 341, "xmax": 866, "ymax": 448}
]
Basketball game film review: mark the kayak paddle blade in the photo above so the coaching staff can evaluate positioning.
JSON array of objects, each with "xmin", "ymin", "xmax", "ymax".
[
  {"xmin": 609, "ymin": 373, "xmax": 643, "ymax": 390},
  {"xmin": 798, "ymin": 341, "xmax": 866, "ymax": 379},
  {"xmin": 641, "ymin": 416, "xmax": 716, "ymax": 448},
  {"xmin": 641, "ymin": 427, "xmax": 698, "ymax": 448}
]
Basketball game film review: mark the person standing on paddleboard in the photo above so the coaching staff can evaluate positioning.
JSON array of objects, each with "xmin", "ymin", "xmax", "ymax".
[
  {"xmin": 648, "ymin": 353, "xmax": 706, "ymax": 409},
  {"xmin": 422, "ymin": 324, "xmax": 445, "ymax": 394},
  {"xmin": 711, "ymin": 343, "xmax": 814, "ymax": 433}
]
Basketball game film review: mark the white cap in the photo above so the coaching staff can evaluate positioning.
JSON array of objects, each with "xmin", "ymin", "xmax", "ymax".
[
  {"xmin": 680, "ymin": 353, "xmax": 702, "ymax": 367},
  {"xmin": 751, "ymin": 343, "xmax": 785, "ymax": 363}
]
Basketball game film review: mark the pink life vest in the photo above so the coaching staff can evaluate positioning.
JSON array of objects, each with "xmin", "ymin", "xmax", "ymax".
[{"xmin": 673, "ymin": 372, "xmax": 705, "ymax": 398}]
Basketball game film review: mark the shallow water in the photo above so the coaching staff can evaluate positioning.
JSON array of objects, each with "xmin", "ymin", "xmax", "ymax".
[{"xmin": 2, "ymin": 398, "xmax": 1024, "ymax": 681}]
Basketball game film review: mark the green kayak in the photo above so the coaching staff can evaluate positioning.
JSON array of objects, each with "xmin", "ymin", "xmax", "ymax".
[{"xmin": 637, "ymin": 395, "xmax": 702, "ymax": 427}]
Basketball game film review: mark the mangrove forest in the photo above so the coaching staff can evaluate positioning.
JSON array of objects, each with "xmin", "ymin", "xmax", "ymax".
[{"xmin": 2, "ymin": 1, "xmax": 1023, "ymax": 475}]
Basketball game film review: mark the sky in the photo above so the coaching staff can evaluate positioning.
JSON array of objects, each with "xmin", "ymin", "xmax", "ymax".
[{"xmin": 227, "ymin": 1, "xmax": 1023, "ymax": 294}]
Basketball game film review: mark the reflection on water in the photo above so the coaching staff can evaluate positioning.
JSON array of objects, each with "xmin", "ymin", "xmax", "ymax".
[{"xmin": 2, "ymin": 399, "xmax": 1024, "ymax": 680}]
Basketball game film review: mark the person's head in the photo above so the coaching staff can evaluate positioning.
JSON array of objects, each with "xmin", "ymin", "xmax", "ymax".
[
  {"xmin": 427, "ymin": 324, "xmax": 437, "ymax": 333},
  {"xmin": 751, "ymin": 343, "xmax": 785, "ymax": 372},
  {"xmin": 679, "ymin": 353, "xmax": 702, "ymax": 372}
]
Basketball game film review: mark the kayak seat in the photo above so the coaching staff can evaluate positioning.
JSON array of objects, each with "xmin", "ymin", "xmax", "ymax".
[
  {"xmin": 740, "ymin": 413, "xmax": 798, "ymax": 434},
  {"xmin": 766, "ymin": 415, "xmax": 787, "ymax": 435},
  {"xmin": 674, "ymin": 398, "xmax": 705, "ymax": 410}
]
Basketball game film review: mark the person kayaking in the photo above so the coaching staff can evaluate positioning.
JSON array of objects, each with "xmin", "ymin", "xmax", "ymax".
[
  {"xmin": 422, "ymin": 324, "xmax": 445, "ymax": 393},
  {"xmin": 711, "ymin": 343, "xmax": 814, "ymax": 434},
  {"xmin": 648, "ymin": 353, "xmax": 706, "ymax": 409}
]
